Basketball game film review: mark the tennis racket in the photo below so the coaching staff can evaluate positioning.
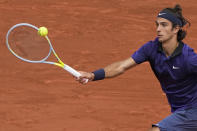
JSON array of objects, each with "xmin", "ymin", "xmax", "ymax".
[{"xmin": 6, "ymin": 23, "xmax": 88, "ymax": 83}]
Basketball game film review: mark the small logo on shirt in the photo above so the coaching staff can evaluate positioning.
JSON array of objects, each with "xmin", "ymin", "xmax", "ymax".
[
  {"xmin": 172, "ymin": 66, "xmax": 180, "ymax": 69},
  {"xmin": 158, "ymin": 13, "xmax": 166, "ymax": 16}
]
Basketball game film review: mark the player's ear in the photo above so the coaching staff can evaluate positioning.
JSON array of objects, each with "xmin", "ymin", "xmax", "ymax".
[{"xmin": 173, "ymin": 25, "xmax": 180, "ymax": 34}]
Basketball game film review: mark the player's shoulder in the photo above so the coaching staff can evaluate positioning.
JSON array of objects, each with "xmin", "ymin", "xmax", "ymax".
[
  {"xmin": 142, "ymin": 37, "xmax": 159, "ymax": 49},
  {"xmin": 182, "ymin": 41, "xmax": 196, "ymax": 55},
  {"xmin": 182, "ymin": 42, "xmax": 197, "ymax": 70},
  {"xmin": 181, "ymin": 42, "xmax": 197, "ymax": 66}
]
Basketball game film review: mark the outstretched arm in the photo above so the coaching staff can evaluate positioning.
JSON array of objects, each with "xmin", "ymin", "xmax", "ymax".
[
  {"xmin": 77, "ymin": 57, "xmax": 137, "ymax": 84},
  {"xmin": 104, "ymin": 57, "xmax": 137, "ymax": 78}
]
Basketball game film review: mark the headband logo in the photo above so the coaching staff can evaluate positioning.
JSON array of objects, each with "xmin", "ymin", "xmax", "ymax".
[{"xmin": 158, "ymin": 13, "xmax": 166, "ymax": 16}]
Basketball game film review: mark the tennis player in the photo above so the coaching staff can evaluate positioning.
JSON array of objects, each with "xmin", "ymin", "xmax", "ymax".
[{"xmin": 76, "ymin": 4, "xmax": 197, "ymax": 131}]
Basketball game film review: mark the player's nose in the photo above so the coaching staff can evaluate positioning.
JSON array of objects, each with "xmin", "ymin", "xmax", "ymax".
[{"xmin": 156, "ymin": 25, "xmax": 162, "ymax": 32}]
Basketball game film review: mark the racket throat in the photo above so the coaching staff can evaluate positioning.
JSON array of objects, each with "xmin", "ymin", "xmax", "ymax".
[{"xmin": 58, "ymin": 60, "xmax": 64, "ymax": 66}]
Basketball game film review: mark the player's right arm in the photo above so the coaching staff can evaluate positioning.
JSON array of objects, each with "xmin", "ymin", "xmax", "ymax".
[
  {"xmin": 77, "ymin": 57, "xmax": 137, "ymax": 84},
  {"xmin": 77, "ymin": 39, "xmax": 155, "ymax": 84}
]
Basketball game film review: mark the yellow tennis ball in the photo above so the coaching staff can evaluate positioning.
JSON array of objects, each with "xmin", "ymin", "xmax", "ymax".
[{"xmin": 38, "ymin": 27, "xmax": 48, "ymax": 36}]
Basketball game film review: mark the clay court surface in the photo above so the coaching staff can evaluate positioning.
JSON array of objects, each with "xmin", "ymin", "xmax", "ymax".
[{"xmin": 1, "ymin": 0, "xmax": 197, "ymax": 131}]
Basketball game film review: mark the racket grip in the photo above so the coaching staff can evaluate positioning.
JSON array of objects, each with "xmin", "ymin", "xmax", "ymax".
[{"xmin": 63, "ymin": 64, "xmax": 88, "ymax": 83}]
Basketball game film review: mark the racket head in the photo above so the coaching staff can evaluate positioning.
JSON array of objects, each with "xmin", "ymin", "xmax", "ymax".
[
  {"xmin": 6, "ymin": 23, "xmax": 52, "ymax": 63},
  {"xmin": 6, "ymin": 23, "xmax": 88, "ymax": 81}
]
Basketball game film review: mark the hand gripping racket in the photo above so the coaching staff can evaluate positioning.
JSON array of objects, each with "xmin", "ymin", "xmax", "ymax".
[{"xmin": 6, "ymin": 23, "xmax": 88, "ymax": 83}]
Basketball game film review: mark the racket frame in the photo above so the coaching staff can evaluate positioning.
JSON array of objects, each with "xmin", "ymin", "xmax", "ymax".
[{"xmin": 6, "ymin": 23, "xmax": 84, "ymax": 79}]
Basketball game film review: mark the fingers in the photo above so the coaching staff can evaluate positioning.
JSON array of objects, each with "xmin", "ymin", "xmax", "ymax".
[
  {"xmin": 74, "ymin": 71, "xmax": 94, "ymax": 84},
  {"xmin": 75, "ymin": 77, "xmax": 88, "ymax": 84},
  {"xmin": 81, "ymin": 78, "xmax": 89, "ymax": 84},
  {"xmin": 77, "ymin": 76, "xmax": 89, "ymax": 84}
]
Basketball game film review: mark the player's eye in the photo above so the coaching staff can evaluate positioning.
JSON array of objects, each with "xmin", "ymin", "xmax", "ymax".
[
  {"xmin": 161, "ymin": 23, "xmax": 168, "ymax": 27},
  {"xmin": 155, "ymin": 22, "xmax": 159, "ymax": 27}
]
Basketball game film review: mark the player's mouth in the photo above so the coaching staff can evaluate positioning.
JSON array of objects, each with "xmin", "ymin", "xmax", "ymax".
[{"xmin": 157, "ymin": 35, "xmax": 163, "ymax": 38}]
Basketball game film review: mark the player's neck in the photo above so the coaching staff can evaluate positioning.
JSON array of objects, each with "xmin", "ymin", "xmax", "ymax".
[{"xmin": 162, "ymin": 36, "xmax": 179, "ymax": 57}]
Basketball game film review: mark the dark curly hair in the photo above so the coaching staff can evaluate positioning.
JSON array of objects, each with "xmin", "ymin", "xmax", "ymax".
[{"xmin": 164, "ymin": 4, "xmax": 191, "ymax": 41}]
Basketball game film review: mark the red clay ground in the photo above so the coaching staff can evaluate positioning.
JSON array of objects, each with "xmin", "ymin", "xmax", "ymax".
[{"xmin": 1, "ymin": 0, "xmax": 197, "ymax": 131}]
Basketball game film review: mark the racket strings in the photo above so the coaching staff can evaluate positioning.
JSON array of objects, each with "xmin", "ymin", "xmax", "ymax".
[{"xmin": 8, "ymin": 26, "xmax": 50, "ymax": 61}]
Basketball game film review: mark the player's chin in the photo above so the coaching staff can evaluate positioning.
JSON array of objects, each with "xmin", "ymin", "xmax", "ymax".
[
  {"xmin": 158, "ymin": 38, "xmax": 163, "ymax": 42},
  {"xmin": 158, "ymin": 37, "xmax": 165, "ymax": 43}
]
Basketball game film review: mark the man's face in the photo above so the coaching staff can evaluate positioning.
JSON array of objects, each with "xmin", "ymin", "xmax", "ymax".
[{"xmin": 156, "ymin": 18, "xmax": 179, "ymax": 43}]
